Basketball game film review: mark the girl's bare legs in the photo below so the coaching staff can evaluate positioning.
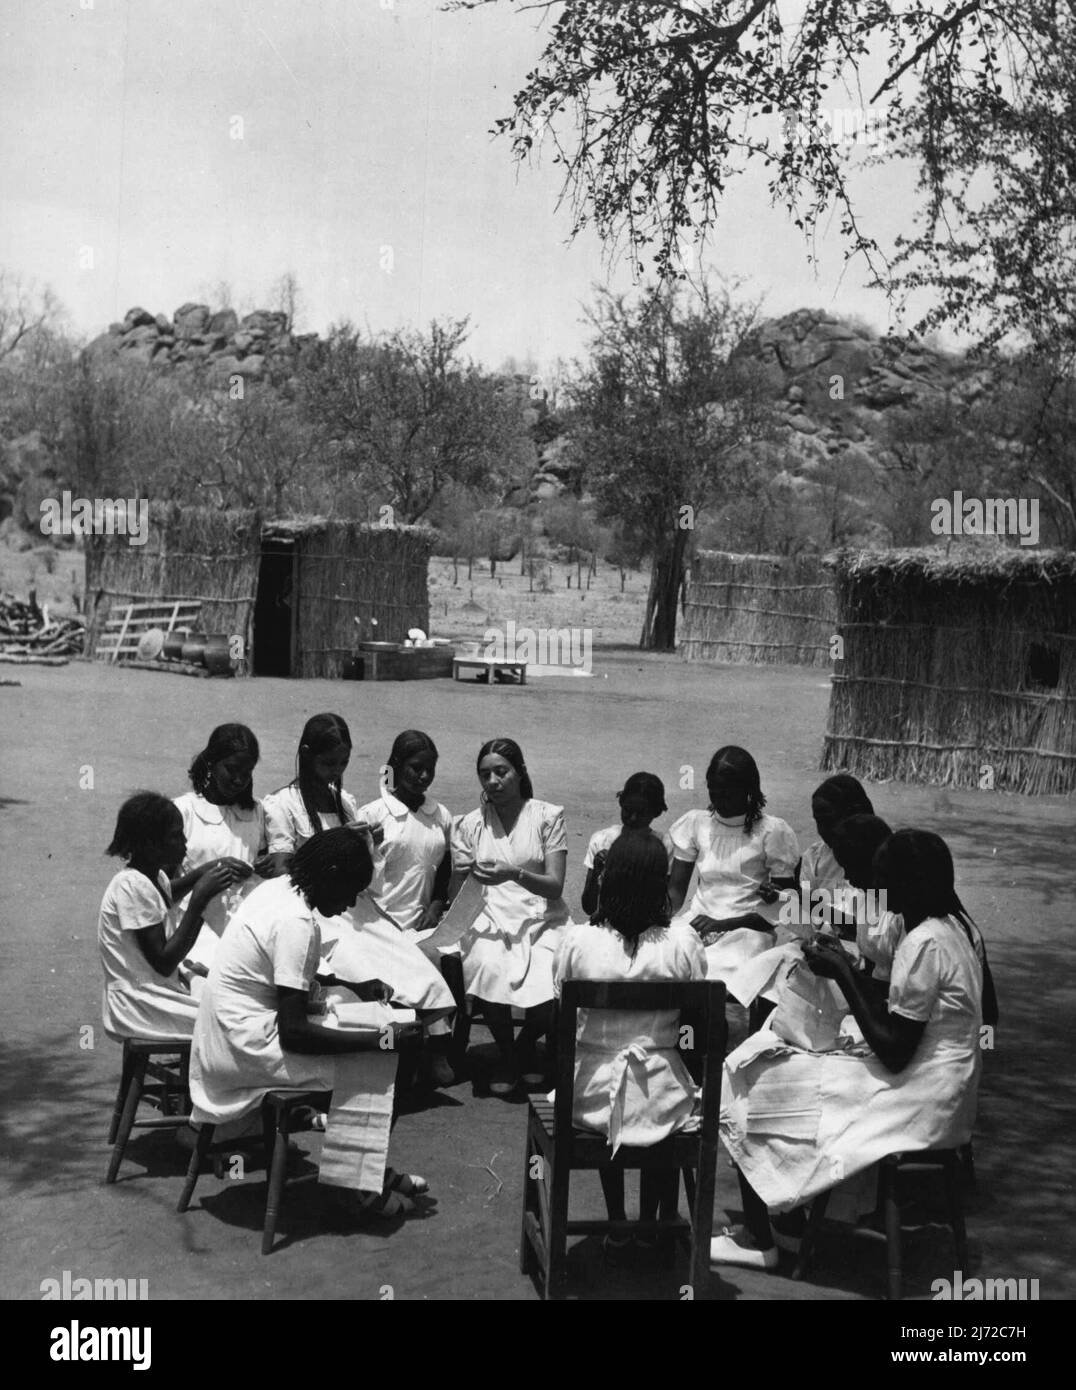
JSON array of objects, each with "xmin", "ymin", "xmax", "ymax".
[{"xmin": 481, "ymin": 1001, "xmax": 519, "ymax": 1092}]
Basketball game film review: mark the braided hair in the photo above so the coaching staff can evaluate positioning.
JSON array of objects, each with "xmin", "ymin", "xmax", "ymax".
[
  {"xmin": 706, "ymin": 745, "xmax": 766, "ymax": 835},
  {"xmin": 188, "ymin": 723, "xmax": 260, "ymax": 808},
  {"xmin": 294, "ymin": 713, "xmax": 352, "ymax": 832},
  {"xmin": 289, "ymin": 825, "xmax": 373, "ymax": 906}
]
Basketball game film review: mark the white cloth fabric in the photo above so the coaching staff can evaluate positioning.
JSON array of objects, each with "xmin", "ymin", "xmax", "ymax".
[
  {"xmin": 553, "ymin": 919, "xmax": 705, "ymax": 1154},
  {"xmin": 262, "ymin": 784, "xmax": 360, "ymax": 853},
  {"xmin": 98, "ymin": 869, "xmax": 199, "ymax": 1041},
  {"xmin": 451, "ymin": 799, "xmax": 570, "ymax": 1007},
  {"xmin": 173, "ymin": 792, "xmax": 266, "ymax": 973},
  {"xmin": 669, "ymin": 809, "xmax": 798, "ymax": 983},
  {"xmin": 319, "ymin": 890, "xmax": 455, "ymax": 1012},
  {"xmin": 190, "ymin": 876, "xmax": 397, "ymax": 1193},
  {"xmin": 720, "ymin": 915, "xmax": 984, "ymax": 1212},
  {"xmin": 582, "ymin": 824, "xmax": 676, "ymax": 871},
  {"xmin": 858, "ymin": 910, "xmax": 905, "ymax": 983},
  {"xmin": 356, "ymin": 789, "xmax": 453, "ymax": 935},
  {"xmin": 798, "ymin": 841, "xmax": 843, "ymax": 896}
]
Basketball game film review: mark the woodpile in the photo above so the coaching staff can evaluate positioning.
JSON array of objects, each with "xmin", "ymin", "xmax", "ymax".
[{"xmin": 0, "ymin": 592, "xmax": 85, "ymax": 664}]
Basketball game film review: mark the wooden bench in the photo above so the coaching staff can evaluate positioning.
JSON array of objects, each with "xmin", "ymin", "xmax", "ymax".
[{"xmin": 452, "ymin": 655, "xmax": 527, "ymax": 686}]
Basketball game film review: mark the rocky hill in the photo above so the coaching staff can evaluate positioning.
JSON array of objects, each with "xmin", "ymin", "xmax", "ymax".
[{"xmin": 2, "ymin": 302, "xmax": 993, "ymax": 540}]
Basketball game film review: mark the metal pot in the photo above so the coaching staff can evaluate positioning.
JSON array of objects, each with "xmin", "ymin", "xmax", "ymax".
[
  {"xmin": 203, "ymin": 634, "xmax": 234, "ymax": 676},
  {"xmin": 162, "ymin": 632, "xmax": 186, "ymax": 661},
  {"xmin": 180, "ymin": 634, "xmax": 208, "ymax": 664}
]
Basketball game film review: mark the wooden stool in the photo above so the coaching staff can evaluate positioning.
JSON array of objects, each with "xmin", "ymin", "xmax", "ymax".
[
  {"xmin": 792, "ymin": 1148, "xmax": 969, "ymax": 1300},
  {"xmin": 176, "ymin": 1089, "xmax": 328, "ymax": 1255},
  {"xmin": 106, "ymin": 1038, "xmax": 192, "ymax": 1184}
]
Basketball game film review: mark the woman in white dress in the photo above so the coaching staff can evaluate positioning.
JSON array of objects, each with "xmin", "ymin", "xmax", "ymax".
[
  {"xmin": 355, "ymin": 730, "xmax": 455, "ymax": 1086},
  {"xmin": 189, "ymin": 828, "xmax": 426, "ymax": 1220},
  {"xmin": 555, "ymin": 831, "xmax": 706, "ymax": 1256},
  {"xmin": 263, "ymin": 714, "xmax": 456, "ymax": 1081},
  {"xmin": 450, "ymin": 738, "xmax": 569, "ymax": 1096},
  {"xmin": 792, "ymin": 775, "xmax": 875, "ymax": 941},
  {"xmin": 98, "ymin": 792, "xmax": 235, "ymax": 1041},
  {"xmin": 711, "ymin": 828, "xmax": 986, "ymax": 1271},
  {"xmin": 171, "ymin": 724, "xmax": 269, "ymax": 987},
  {"xmin": 667, "ymin": 746, "xmax": 799, "ymax": 984},
  {"xmin": 580, "ymin": 771, "xmax": 674, "ymax": 918}
]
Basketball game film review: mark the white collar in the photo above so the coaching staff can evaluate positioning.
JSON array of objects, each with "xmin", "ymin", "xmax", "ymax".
[
  {"xmin": 711, "ymin": 811, "xmax": 747, "ymax": 829},
  {"xmin": 381, "ymin": 785, "xmax": 435, "ymax": 820},
  {"xmin": 189, "ymin": 794, "xmax": 255, "ymax": 825}
]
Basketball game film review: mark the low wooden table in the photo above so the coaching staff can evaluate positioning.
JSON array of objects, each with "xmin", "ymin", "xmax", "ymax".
[{"xmin": 452, "ymin": 655, "xmax": 528, "ymax": 685}]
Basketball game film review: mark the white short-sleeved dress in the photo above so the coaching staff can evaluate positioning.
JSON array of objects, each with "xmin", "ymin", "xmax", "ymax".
[
  {"xmin": 190, "ymin": 876, "xmax": 398, "ymax": 1192},
  {"xmin": 262, "ymin": 784, "xmax": 453, "ymax": 1013},
  {"xmin": 583, "ymin": 824, "xmax": 676, "ymax": 871},
  {"xmin": 668, "ymin": 809, "xmax": 799, "ymax": 984},
  {"xmin": 720, "ymin": 915, "xmax": 984, "ymax": 1213},
  {"xmin": 356, "ymin": 788, "xmax": 454, "ymax": 937},
  {"xmin": 173, "ymin": 792, "xmax": 267, "ymax": 973},
  {"xmin": 553, "ymin": 919, "xmax": 706, "ymax": 1154},
  {"xmin": 452, "ymin": 799, "xmax": 571, "ymax": 1008},
  {"xmin": 98, "ymin": 868, "xmax": 199, "ymax": 1041}
]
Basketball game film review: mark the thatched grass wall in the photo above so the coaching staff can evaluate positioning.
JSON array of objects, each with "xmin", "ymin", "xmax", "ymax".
[
  {"xmin": 821, "ymin": 548, "xmax": 1076, "ymax": 795},
  {"xmin": 266, "ymin": 518, "xmax": 431, "ymax": 679},
  {"xmin": 85, "ymin": 505, "xmax": 261, "ymax": 658},
  {"xmin": 679, "ymin": 551, "xmax": 836, "ymax": 667}
]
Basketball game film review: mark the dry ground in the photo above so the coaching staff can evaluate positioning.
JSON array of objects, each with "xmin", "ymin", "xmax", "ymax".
[{"xmin": 0, "ymin": 629, "xmax": 1073, "ymax": 1300}]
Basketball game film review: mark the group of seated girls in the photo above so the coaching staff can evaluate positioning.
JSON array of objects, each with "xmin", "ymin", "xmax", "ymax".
[{"xmin": 98, "ymin": 723, "xmax": 995, "ymax": 1255}]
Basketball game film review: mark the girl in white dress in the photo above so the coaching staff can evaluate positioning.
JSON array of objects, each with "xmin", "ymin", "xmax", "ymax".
[
  {"xmin": 189, "ymin": 828, "xmax": 426, "ymax": 1220},
  {"xmin": 793, "ymin": 774, "xmax": 875, "ymax": 941},
  {"xmin": 263, "ymin": 714, "xmax": 456, "ymax": 1081},
  {"xmin": 580, "ymin": 771, "xmax": 674, "ymax": 918},
  {"xmin": 172, "ymin": 724, "xmax": 269, "ymax": 985},
  {"xmin": 98, "ymin": 792, "xmax": 236, "ymax": 1041},
  {"xmin": 450, "ymin": 738, "xmax": 569, "ymax": 1096},
  {"xmin": 355, "ymin": 730, "xmax": 456, "ymax": 1086},
  {"xmin": 555, "ymin": 832, "xmax": 706, "ymax": 1255},
  {"xmin": 711, "ymin": 829, "xmax": 986, "ymax": 1271},
  {"xmin": 667, "ymin": 746, "xmax": 798, "ymax": 984}
]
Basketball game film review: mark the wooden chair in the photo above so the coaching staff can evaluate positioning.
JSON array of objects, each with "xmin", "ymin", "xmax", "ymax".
[
  {"xmin": 792, "ymin": 1148, "xmax": 969, "ymax": 1300},
  {"xmin": 105, "ymin": 1038, "xmax": 192, "ymax": 1184},
  {"xmin": 520, "ymin": 979, "xmax": 727, "ymax": 1300},
  {"xmin": 176, "ymin": 1089, "xmax": 328, "ymax": 1255}
]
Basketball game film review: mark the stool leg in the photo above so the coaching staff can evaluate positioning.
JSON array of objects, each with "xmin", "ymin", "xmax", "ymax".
[
  {"xmin": 108, "ymin": 1042, "xmax": 134, "ymax": 1145},
  {"xmin": 944, "ymin": 1153, "xmax": 968, "ymax": 1270},
  {"xmin": 262, "ymin": 1110, "xmax": 289, "ymax": 1255},
  {"xmin": 792, "ymin": 1189, "xmax": 831, "ymax": 1281},
  {"xmin": 545, "ymin": 1156, "xmax": 570, "ymax": 1300},
  {"xmin": 176, "ymin": 1125, "xmax": 216, "ymax": 1212},
  {"xmin": 106, "ymin": 1054, "xmax": 148, "ymax": 1184},
  {"xmin": 881, "ymin": 1161, "xmax": 902, "ymax": 1301}
]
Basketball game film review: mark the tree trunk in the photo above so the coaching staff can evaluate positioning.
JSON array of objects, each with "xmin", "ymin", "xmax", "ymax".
[{"xmin": 639, "ymin": 529, "xmax": 689, "ymax": 651}]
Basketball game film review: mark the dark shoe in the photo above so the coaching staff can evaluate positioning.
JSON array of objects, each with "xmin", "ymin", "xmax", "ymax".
[{"xmin": 489, "ymin": 1061, "xmax": 521, "ymax": 1097}]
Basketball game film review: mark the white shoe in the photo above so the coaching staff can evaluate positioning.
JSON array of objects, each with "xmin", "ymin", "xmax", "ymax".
[{"xmin": 709, "ymin": 1228, "xmax": 778, "ymax": 1271}]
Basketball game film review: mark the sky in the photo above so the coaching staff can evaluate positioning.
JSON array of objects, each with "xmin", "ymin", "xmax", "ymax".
[{"xmin": 1, "ymin": 0, "xmax": 935, "ymax": 372}]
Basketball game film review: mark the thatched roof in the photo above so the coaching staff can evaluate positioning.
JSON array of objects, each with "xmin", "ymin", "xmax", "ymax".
[
  {"xmin": 262, "ymin": 514, "xmax": 435, "ymax": 541},
  {"xmin": 829, "ymin": 546, "xmax": 1076, "ymax": 587}
]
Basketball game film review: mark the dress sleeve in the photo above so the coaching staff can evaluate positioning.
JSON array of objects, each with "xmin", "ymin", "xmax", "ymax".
[
  {"xmin": 451, "ymin": 812, "xmax": 477, "ymax": 872},
  {"xmin": 264, "ymin": 792, "xmax": 298, "ymax": 854},
  {"xmin": 270, "ymin": 914, "xmax": 320, "ymax": 992},
  {"xmin": 763, "ymin": 817, "xmax": 800, "ymax": 878},
  {"xmin": 540, "ymin": 804, "xmax": 568, "ymax": 857},
  {"xmin": 114, "ymin": 873, "xmax": 168, "ymax": 931},
  {"xmin": 253, "ymin": 800, "xmax": 268, "ymax": 855},
  {"xmin": 677, "ymin": 924, "xmax": 708, "ymax": 980},
  {"xmin": 582, "ymin": 831, "xmax": 601, "ymax": 871},
  {"xmin": 668, "ymin": 811, "xmax": 700, "ymax": 863},
  {"xmin": 888, "ymin": 929, "xmax": 942, "ymax": 1023}
]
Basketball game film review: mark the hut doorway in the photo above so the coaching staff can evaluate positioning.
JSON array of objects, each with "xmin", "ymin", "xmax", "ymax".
[{"xmin": 254, "ymin": 539, "xmax": 297, "ymax": 676}]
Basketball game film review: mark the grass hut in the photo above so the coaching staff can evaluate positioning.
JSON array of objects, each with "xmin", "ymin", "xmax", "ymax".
[
  {"xmin": 822, "ymin": 547, "xmax": 1076, "ymax": 795},
  {"xmin": 679, "ymin": 550, "xmax": 836, "ymax": 667},
  {"xmin": 85, "ymin": 505, "xmax": 431, "ymax": 679}
]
